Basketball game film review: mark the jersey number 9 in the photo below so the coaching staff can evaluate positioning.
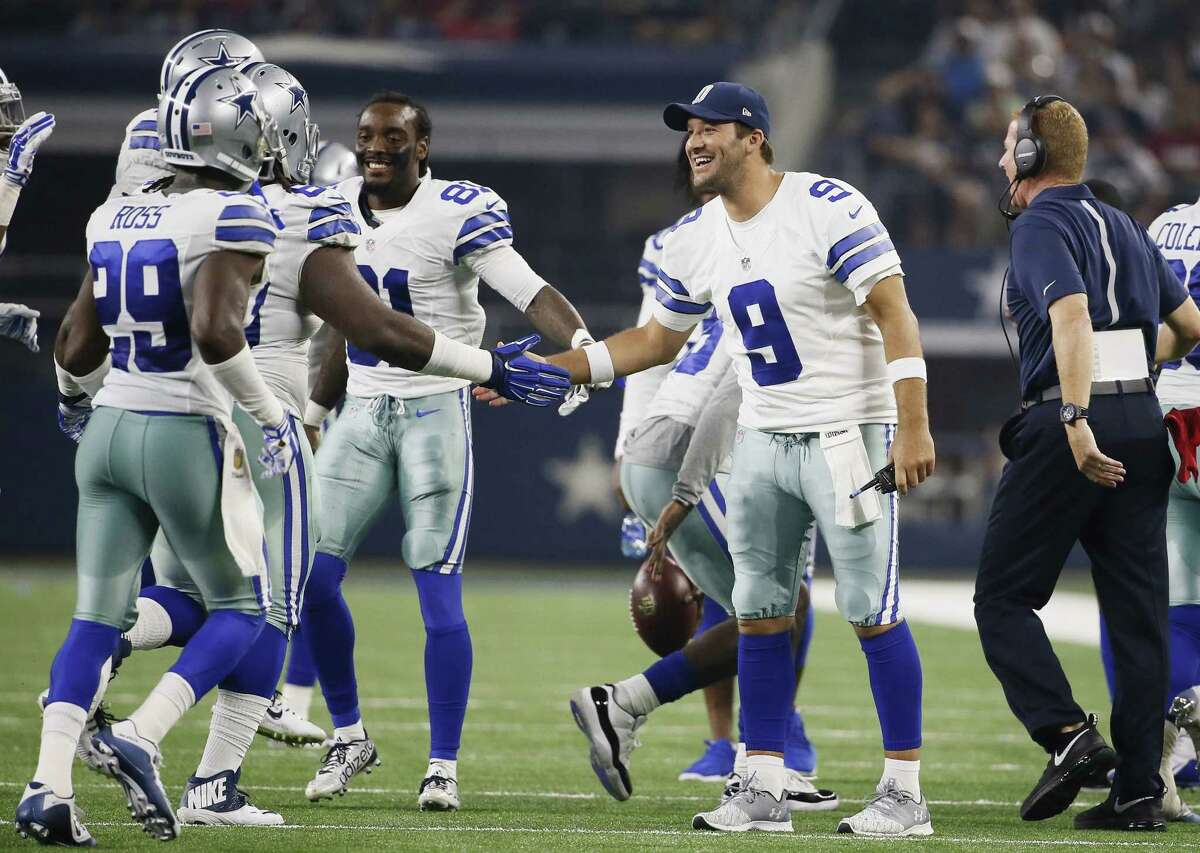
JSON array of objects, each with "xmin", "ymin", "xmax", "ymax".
[{"xmin": 728, "ymin": 279, "xmax": 803, "ymax": 386}]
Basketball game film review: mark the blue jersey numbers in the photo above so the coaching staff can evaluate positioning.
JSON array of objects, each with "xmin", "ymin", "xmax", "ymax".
[
  {"xmin": 90, "ymin": 238, "xmax": 190, "ymax": 373},
  {"xmin": 347, "ymin": 265, "xmax": 412, "ymax": 366},
  {"xmin": 440, "ymin": 181, "xmax": 491, "ymax": 206},
  {"xmin": 1165, "ymin": 258, "xmax": 1200, "ymax": 370},
  {"xmin": 728, "ymin": 279, "xmax": 803, "ymax": 386},
  {"xmin": 675, "ymin": 314, "xmax": 723, "ymax": 375}
]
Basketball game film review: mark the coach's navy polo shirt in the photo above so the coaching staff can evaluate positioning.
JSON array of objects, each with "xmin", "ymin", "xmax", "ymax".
[{"xmin": 1006, "ymin": 183, "xmax": 1188, "ymax": 400}]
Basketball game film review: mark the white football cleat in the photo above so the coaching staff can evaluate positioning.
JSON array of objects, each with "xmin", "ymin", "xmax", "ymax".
[
  {"xmin": 178, "ymin": 768, "xmax": 284, "ymax": 826},
  {"xmin": 837, "ymin": 780, "xmax": 933, "ymax": 837},
  {"xmin": 417, "ymin": 763, "xmax": 460, "ymax": 811},
  {"xmin": 305, "ymin": 734, "xmax": 381, "ymax": 801},
  {"xmin": 568, "ymin": 684, "xmax": 645, "ymax": 801},
  {"xmin": 257, "ymin": 691, "xmax": 328, "ymax": 746}
]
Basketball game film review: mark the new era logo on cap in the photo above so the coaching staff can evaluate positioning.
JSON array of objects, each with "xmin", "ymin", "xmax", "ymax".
[{"xmin": 664, "ymin": 81, "xmax": 771, "ymax": 139}]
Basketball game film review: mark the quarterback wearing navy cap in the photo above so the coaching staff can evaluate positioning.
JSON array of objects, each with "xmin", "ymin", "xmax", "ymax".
[{"xmin": 548, "ymin": 82, "xmax": 936, "ymax": 836}]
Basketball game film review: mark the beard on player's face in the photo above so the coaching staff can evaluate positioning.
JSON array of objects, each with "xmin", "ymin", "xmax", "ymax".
[
  {"xmin": 357, "ymin": 143, "xmax": 414, "ymax": 191},
  {"xmin": 691, "ymin": 140, "xmax": 745, "ymax": 196}
]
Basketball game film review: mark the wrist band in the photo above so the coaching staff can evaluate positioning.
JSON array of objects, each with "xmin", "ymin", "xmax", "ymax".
[
  {"xmin": 887, "ymin": 357, "xmax": 927, "ymax": 384},
  {"xmin": 303, "ymin": 401, "xmax": 331, "ymax": 428},
  {"xmin": 55, "ymin": 359, "xmax": 84, "ymax": 398},
  {"xmin": 424, "ymin": 329, "xmax": 494, "ymax": 383},
  {"xmin": 583, "ymin": 341, "xmax": 615, "ymax": 385},
  {"xmin": 571, "ymin": 327, "xmax": 595, "ymax": 349}
]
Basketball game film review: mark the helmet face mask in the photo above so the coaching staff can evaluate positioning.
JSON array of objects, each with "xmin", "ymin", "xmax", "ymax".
[
  {"xmin": 240, "ymin": 62, "xmax": 319, "ymax": 185},
  {"xmin": 0, "ymin": 68, "xmax": 25, "ymax": 145}
]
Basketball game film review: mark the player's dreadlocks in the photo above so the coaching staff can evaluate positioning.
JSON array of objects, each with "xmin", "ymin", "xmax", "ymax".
[{"xmin": 358, "ymin": 91, "xmax": 433, "ymax": 176}]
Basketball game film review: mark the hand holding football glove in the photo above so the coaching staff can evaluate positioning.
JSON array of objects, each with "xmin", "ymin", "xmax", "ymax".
[
  {"xmin": 258, "ymin": 417, "xmax": 301, "ymax": 478},
  {"xmin": 0, "ymin": 302, "xmax": 39, "ymax": 352},
  {"xmin": 57, "ymin": 393, "xmax": 92, "ymax": 443},
  {"xmin": 3, "ymin": 112, "xmax": 55, "ymax": 188},
  {"xmin": 482, "ymin": 334, "xmax": 571, "ymax": 407}
]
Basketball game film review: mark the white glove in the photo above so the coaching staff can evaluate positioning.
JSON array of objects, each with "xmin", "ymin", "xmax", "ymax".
[
  {"xmin": 258, "ymin": 418, "xmax": 300, "ymax": 478},
  {"xmin": 3, "ymin": 112, "xmax": 55, "ymax": 188},
  {"xmin": 558, "ymin": 328, "xmax": 610, "ymax": 417},
  {"xmin": 0, "ymin": 302, "xmax": 39, "ymax": 352}
]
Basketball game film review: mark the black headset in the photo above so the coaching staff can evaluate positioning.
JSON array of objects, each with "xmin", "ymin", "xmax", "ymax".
[{"xmin": 1012, "ymin": 94, "xmax": 1064, "ymax": 180}]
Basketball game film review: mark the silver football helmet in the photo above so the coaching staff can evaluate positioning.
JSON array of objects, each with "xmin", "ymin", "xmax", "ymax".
[
  {"xmin": 0, "ymin": 67, "xmax": 24, "ymax": 141},
  {"xmin": 312, "ymin": 141, "xmax": 359, "ymax": 187},
  {"xmin": 159, "ymin": 29, "xmax": 264, "ymax": 96},
  {"xmin": 239, "ymin": 62, "xmax": 319, "ymax": 185},
  {"xmin": 158, "ymin": 67, "xmax": 271, "ymax": 183}
]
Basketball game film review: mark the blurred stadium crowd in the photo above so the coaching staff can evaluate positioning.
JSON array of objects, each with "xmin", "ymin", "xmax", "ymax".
[{"xmin": 828, "ymin": 0, "xmax": 1200, "ymax": 246}]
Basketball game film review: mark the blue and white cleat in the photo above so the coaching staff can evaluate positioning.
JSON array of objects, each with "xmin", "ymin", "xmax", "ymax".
[
  {"xmin": 14, "ymin": 782, "xmax": 95, "ymax": 847},
  {"xmin": 178, "ymin": 768, "xmax": 283, "ymax": 825},
  {"xmin": 569, "ymin": 684, "xmax": 645, "ymax": 801},
  {"xmin": 679, "ymin": 739, "xmax": 735, "ymax": 782},
  {"xmin": 92, "ymin": 722, "xmax": 179, "ymax": 841},
  {"xmin": 784, "ymin": 709, "xmax": 817, "ymax": 777}
]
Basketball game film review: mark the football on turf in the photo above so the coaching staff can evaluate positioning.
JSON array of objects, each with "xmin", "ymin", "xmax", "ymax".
[{"xmin": 629, "ymin": 554, "xmax": 703, "ymax": 657}]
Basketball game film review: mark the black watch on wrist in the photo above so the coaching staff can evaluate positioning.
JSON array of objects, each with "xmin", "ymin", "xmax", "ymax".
[{"xmin": 1059, "ymin": 403, "xmax": 1089, "ymax": 425}]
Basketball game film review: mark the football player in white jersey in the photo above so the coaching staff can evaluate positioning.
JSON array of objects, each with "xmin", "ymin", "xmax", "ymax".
[
  {"xmin": 545, "ymin": 82, "xmax": 935, "ymax": 836},
  {"xmin": 80, "ymin": 65, "xmax": 568, "ymax": 827},
  {"xmin": 18, "ymin": 66, "xmax": 299, "ymax": 847},
  {"xmin": 1147, "ymin": 196, "xmax": 1200, "ymax": 819},
  {"xmin": 298, "ymin": 90, "xmax": 594, "ymax": 811},
  {"xmin": 0, "ymin": 67, "xmax": 54, "ymax": 350}
]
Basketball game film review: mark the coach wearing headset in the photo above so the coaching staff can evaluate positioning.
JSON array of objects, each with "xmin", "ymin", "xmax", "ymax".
[{"xmin": 974, "ymin": 96, "xmax": 1200, "ymax": 831}]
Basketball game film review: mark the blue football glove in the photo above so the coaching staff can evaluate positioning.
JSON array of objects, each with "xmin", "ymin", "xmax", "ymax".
[
  {"xmin": 3, "ymin": 111, "xmax": 55, "ymax": 188},
  {"xmin": 258, "ymin": 417, "xmax": 300, "ymax": 478},
  {"xmin": 57, "ymin": 393, "xmax": 92, "ymax": 444},
  {"xmin": 484, "ymin": 334, "xmax": 571, "ymax": 407},
  {"xmin": 0, "ymin": 302, "xmax": 39, "ymax": 352}
]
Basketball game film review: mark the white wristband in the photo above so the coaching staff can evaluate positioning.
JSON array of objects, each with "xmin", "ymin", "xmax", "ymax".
[
  {"xmin": 303, "ymin": 400, "xmax": 331, "ymax": 428},
  {"xmin": 0, "ymin": 180, "xmax": 19, "ymax": 227},
  {"xmin": 887, "ymin": 357, "xmax": 927, "ymax": 384},
  {"xmin": 583, "ymin": 341, "xmax": 615, "ymax": 385},
  {"xmin": 207, "ymin": 344, "xmax": 285, "ymax": 427},
  {"xmin": 571, "ymin": 327, "xmax": 595, "ymax": 349},
  {"xmin": 424, "ymin": 329, "xmax": 494, "ymax": 384},
  {"xmin": 55, "ymin": 359, "xmax": 84, "ymax": 398}
]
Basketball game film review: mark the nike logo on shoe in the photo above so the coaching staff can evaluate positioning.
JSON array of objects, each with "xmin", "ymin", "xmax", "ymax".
[
  {"xmin": 1113, "ymin": 795, "xmax": 1154, "ymax": 814},
  {"xmin": 415, "ymin": 409, "xmax": 440, "ymax": 418},
  {"xmin": 185, "ymin": 777, "xmax": 228, "ymax": 810},
  {"xmin": 1052, "ymin": 726, "xmax": 1090, "ymax": 766}
]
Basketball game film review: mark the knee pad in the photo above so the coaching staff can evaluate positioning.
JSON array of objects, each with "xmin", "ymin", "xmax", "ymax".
[
  {"xmin": 304, "ymin": 553, "xmax": 347, "ymax": 609},
  {"xmin": 140, "ymin": 585, "xmax": 207, "ymax": 645},
  {"xmin": 411, "ymin": 570, "xmax": 465, "ymax": 631},
  {"xmin": 834, "ymin": 572, "xmax": 881, "ymax": 626}
]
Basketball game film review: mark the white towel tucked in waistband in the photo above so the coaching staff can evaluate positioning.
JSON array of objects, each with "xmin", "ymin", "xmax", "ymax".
[{"xmin": 819, "ymin": 424, "xmax": 882, "ymax": 528}]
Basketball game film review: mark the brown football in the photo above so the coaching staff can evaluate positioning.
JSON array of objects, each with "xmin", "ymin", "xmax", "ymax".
[{"xmin": 629, "ymin": 554, "xmax": 703, "ymax": 657}]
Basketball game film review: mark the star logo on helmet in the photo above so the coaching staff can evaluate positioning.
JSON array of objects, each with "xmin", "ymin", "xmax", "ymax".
[
  {"xmin": 198, "ymin": 42, "xmax": 251, "ymax": 68},
  {"xmin": 218, "ymin": 78, "xmax": 259, "ymax": 129},
  {"xmin": 277, "ymin": 81, "xmax": 309, "ymax": 116}
]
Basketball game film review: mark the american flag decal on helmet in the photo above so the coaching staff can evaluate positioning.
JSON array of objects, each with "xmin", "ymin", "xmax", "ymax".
[{"xmin": 190, "ymin": 122, "xmax": 213, "ymax": 136}]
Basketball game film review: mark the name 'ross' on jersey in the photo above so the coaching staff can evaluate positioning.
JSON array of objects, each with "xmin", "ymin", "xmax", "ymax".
[{"xmin": 651, "ymin": 172, "xmax": 904, "ymax": 433}]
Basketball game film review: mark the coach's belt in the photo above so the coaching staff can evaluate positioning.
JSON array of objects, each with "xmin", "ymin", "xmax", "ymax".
[{"xmin": 1021, "ymin": 377, "xmax": 1154, "ymax": 410}]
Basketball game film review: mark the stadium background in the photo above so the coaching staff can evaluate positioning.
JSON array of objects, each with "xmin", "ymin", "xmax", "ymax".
[{"xmin": 4, "ymin": 0, "xmax": 1199, "ymax": 566}]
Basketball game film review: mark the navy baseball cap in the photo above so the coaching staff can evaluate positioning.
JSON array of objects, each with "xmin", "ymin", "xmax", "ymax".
[{"xmin": 663, "ymin": 82, "xmax": 771, "ymax": 138}]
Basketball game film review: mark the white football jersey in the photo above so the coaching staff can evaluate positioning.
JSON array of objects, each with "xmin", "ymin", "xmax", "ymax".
[
  {"xmin": 109, "ymin": 108, "xmax": 173, "ymax": 199},
  {"xmin": 336, "ymin": 173, "xmax": 516, "ymax": 399},
  {"xmin": 653, "ymin": 171, "xmax": 903, "ymax": 433},
  {"xmin": 1150, "ymin": 197, "xmax": 1200, "ymax": 408},
  {"xmin": 88, "ymin": 188, "xmax": 277, "ymax": 416},
  {"xmin": 254, "ymin": 182, "xmax": 362, "ymax": 416},
  {"xmin": 644, "ymin": 314, "xmax": 731, "ymax": 427}
]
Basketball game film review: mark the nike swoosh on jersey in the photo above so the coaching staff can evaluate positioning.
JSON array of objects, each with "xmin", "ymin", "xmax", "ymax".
[
  {"xmin": 1052, "ymin": 726, "xmax": 1089, "ymax": 766},
  {"xmin": 1043, "ymin": 279, "xmax": 1056, "ymax": 295},
  {"xmin": 485, "ymin": 200, "xmax": 500, "ymax": 210},
  {"xmin": 415, "ymin": 409, "xmax": 441, "ymax": 417},
  {"xmin": 849, "ymin": 205, "xmax": 863, "ymax": 219}
]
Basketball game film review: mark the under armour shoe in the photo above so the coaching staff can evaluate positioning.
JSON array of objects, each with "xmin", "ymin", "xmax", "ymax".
[
  {"xmin": 305, "ymin": 734, "xmax": 381, "ymax": 801},
  {"xmin": 837, "ymin": 779, "xmax": 933, "ymax": 837},
  {"xmin": 1074, "ymin": 791, "xmax": 1166, "ymax": 831},
  {"xmin": 1020, "ymin": 713, "xmax": 1116, "ymax": 821},
  {"xmin": 417, "ymin": 763, "xmax": 460, "ymax": 811},
  {"xmin": 692, "ymin": 778, "xmax": 793, "ymax": 833},
  {"xmin": 678, "ymin": 739, "xmax": 735, "ymax": 782},
  {"xmin": 178, "ymin": 768, "xmax": 284, "ymax": 826},
  {"xmin": 14, "ymin": 782, "xmax": 95, "ymax": 847},
  {"xmin": 257, "ymin": 691, "xmax": 328, "ymax": 747},
  {"xmin": 92, "ymin": 722, "xmax": 179, "ymax": 841},
  {"xmin": 784, "ymin": 709, "xmax": 817, "ymax": 776},
  {"xmin": 568, "ymin": 684, "xmax": 645, "ymax": 801}
]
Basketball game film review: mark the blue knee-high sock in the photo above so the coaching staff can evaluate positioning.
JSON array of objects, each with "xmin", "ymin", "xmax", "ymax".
[
  {"xmin": 302, "ymin": 552, "xmax": 359, "ymax": 728},
  {"xmin": 860, "ymin": 621, "xmax": 923, "ymax": 752},
  {"xmin": 642, "ymin": 651, "xmax": 699, "ymax": 704},
  {"xmin": 170, "ymin": 610, "xmax": 264, "ymax": 699},
  {"xmin": 47, "ymin": 619, "xmax": 120, "ymax": 709},
  {"xmin": 140, "ymin": 585, "xmax": 207, "ymax": 646},
  {"xmin": 221, "ymin": 623, "xmax": 288, "ymax": 699},
  {"xmin": 1098, "ymin": 611, "xmax": 1118, "ymax": 703},
  {"xmin": 285, "ymin": 624, "xmax": 318, "ymax": 687},
  {"xmin": 697, "ymin": 596, "xmax": 728, "ymax": 636},
  {"xmin": 738, "ymin": 631, "xmax": 793, "ymax": 753},
  {"xmin": 412, "ymin": 570, "xmax": 472, "ymax": 760},
  {"xmin": 1169, "ymin": 605, "xmax": 1200, "ymax": 704},
  {"xmin": 140, "ymin": 556, "xmax": 156, "ymax": 590}
]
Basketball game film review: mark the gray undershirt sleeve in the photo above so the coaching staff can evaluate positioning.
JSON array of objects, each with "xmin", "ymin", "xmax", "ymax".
[{"xmin": 672, "ymin": 366, "xmax": 741, "ymax": 506}]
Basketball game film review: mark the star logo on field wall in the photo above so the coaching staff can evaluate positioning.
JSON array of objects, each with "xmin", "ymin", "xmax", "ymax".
[{"xmin": 543, "ymin": 434, "xmax": 619, "ymax": 523}]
